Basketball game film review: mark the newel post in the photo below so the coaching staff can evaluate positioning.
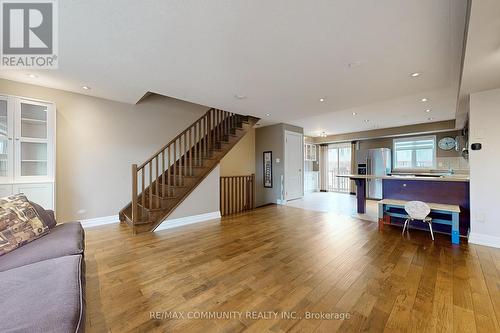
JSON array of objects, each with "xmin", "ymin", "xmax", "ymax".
[
  {"xmin": 252, "ymin": 173, "xmax": 256, "ymax": 209},
  {"xmin": 131, "ymin": 164, "xmax": 138, "ymax": 223}
]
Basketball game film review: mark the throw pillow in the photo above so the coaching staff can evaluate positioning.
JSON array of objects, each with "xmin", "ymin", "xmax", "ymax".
[{"xmin": 0, "ymin": 193, "xmax": 50, "ymax": 256}]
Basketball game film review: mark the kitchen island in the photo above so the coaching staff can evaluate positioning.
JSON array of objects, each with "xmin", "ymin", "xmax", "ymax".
[{"xmin": 337, "ymin": 174, "xmax": 470, "ymax": 240}]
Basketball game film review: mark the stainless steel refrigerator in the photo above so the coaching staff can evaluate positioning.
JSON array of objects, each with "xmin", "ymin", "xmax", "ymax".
[{"xmin": 366, "ymin": 148, "xmax": 392, "ymax": 199}]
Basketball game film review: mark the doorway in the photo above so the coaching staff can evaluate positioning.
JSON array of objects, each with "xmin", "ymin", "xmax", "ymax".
[
  {"xmin": 285, "ymin": 131, "xmax": 304, "ymax": 201},
  {"xmin": 327, "ymin": 143, "xmax": 352, "ymax": 193}
]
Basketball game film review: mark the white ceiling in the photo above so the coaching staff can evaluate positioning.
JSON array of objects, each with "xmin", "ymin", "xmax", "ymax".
[
  {"xmin": 0, "ymin": 0, "xmax": 468, "ymax": 136},
  {"xmin": 460, "ymin": 0, "xmax": 500, "ymax": 94}
]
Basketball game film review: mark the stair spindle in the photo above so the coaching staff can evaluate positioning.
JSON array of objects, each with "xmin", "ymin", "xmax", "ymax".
[
  {"xmin": 149, "ymin": 162, "xmax": 153, "ymax": 209},
  {"xmin": 194, "ymin": 123, "xmax": 197, "ymax": 167},
  {"xmin": 197, "ymin": 120, "xmax": 201, "ymax": 164},
  {"xmin": 173, "ymin": 139, "xmax": 177, "ymax": 187},
  {"xmin": 207, "ymin": 111, "xmax": 210, "ymax": 151},
  {"xmin": 155, "ymin": 156, "xmax": 160, "ymax": 207},
  {"xmin": 189, "ymin": 127, "xmax": 192, "ymax": 176},
  {"xmin": 141, "ymin": 168, "xmax": 145, "ymax": 209},
  {"xmin": 132, "ymin": 164, "xmax": 138, "ymax": 223},
  {"xmin": 161, "ymin": 150, "xmax": 165, "ymax": 197},
  {"xmin": 184, "ymin": 132, "xmax": 187, "ymax": 180},
  {"xmin": 167, "ymin": 145, "xmax": 171, "ymax": 196}
]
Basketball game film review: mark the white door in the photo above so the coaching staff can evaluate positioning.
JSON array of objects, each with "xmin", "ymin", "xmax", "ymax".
[{"xmin": 285, "ymin": 131, "xmax": 303, "ymax": 200}]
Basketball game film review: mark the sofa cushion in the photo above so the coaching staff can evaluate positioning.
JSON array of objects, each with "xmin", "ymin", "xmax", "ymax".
[
  {"xmin": 0, "ymin": 255, "xmax": 85, "ymax": 333},
  {"xmin": 29, "ymin": 201, "xmax": 57, "ymax": 229},
  {"xmin": 0, "ymin": 194, "xmax": 50, "ymax": 256},
  {"xmin": 0, "ymin": 221, "xmax": 84, "ymax": 272}
]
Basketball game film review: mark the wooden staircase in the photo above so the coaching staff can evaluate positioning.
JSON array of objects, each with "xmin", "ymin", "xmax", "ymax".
[{"xmin": 119, "ymin": 108, "xmax": 259, "ymax": 234}]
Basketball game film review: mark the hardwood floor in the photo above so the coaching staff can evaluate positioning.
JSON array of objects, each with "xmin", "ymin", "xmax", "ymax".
[{"xmin": 85, "ymin": 205, "xmax": 500, "ymax": 332}]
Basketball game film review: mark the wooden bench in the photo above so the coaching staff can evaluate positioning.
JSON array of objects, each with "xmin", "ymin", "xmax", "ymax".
[{"xmin": 378, "ymin": 199, "xmax": 461, "ymax": 244}]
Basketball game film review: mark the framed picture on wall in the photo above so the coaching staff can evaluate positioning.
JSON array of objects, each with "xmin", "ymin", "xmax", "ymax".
[{"xmin": 263, "ymin": 151, "xmax": 273, "ymax": 188}]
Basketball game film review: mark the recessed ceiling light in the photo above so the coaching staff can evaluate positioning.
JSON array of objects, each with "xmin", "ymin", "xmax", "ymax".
[
  {"xmin": 421, "ymin": 98, "xmax": 428, "ymax": 102},
  {"xmin": 363, "ymin": 119, "xmax": 370, "ymax": 123},
  {"xmin": 425, "ymin": 109, "xmax": 431, "ymax": 113},
  {"xmin": 265, "ymin": 113, "xmax": 271, "ymax": 117},
  {"xmin": 410, "ymin": 72, "xmax": 421, "ymax": 77},
  {"xmin": 82, "ymin": 86, "xmax": 91, "ymax": 90},
  {"xmin": 319, "ymin": 98, "xmax": 325, "ymax": 102},
  {"xmin": 27, "ymin": 74, "xmax": 38, "ymax": 78},
  {"xmin": 352, "ymin": 112, "xmax": 357, "ymax": 116},
  {"xmin": 320, "ymin": 132, "xmax": 327, "ymax": 138},
  {"xmin": 234, "ymin": 94, "xmax": 247, "ymax": 99}
]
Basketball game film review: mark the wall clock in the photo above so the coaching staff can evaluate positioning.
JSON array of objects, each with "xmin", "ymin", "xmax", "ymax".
[{"xmin": 438, "ymin": 137, "xmax": 456, "ymax": 151}]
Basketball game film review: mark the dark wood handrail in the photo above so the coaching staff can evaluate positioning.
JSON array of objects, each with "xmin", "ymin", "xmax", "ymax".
[{"xmin": 138, "ymin": 108, "xmax": 216, "ymax": 170}]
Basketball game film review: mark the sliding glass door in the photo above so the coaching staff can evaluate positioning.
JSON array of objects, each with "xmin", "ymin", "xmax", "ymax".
[{"xmin": 327, "ymin": 144, "xmax": 351, "ymax": 193}]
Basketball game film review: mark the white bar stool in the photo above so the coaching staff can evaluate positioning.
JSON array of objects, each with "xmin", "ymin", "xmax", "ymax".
[{"xmin": 402, "ymin": 201, "xmax": 434, "ymax": 240}]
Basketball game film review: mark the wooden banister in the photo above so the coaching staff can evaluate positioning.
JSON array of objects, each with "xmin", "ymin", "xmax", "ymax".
[
  {"xmin": 139, "ymin": 108, "xmax": 216, "ymax": 169},
  {"xmin": 130, "ymin": 108, "xmax": 241, "ymax": 223},
  {"xmin": 220, "ymin": 174, "xmax": 256, "ymax": 216}
]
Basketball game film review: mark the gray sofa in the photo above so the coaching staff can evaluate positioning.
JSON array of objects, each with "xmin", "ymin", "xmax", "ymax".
[{"xmin": 0, "ymin": 204, "xmax": 85, "ymax": 333}]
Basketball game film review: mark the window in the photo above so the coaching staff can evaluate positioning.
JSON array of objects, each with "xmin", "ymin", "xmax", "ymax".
[{"xmin": 393, "ymin": 136, "xmax": 436, "ymax": 170}]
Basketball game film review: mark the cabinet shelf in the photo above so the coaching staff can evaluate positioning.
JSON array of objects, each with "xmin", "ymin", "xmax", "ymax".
[
  {"xmin": 21, "ymin": 118, "xmax": 47, "ymax": 124},
  {"xmin": 21, "ymin": 160, "xmax": 47, "ymax": 163}
]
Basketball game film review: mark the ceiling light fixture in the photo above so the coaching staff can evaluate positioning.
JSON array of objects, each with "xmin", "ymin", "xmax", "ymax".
[
  {"xmin": 352, "ymin": 112, "xmax": 357, "ymax": 116},
  {"xmin": 410, "ymin": 72, "xmax": 421, "ymax": 77},
  {"xmin": 319, "ymin": 98, "xmax": 325, "ymax": 102},
  {"xmin": 425, "ymin": 109, "xmax": 431, "ymax": 113},
  {"xmin": 27, "ymin": 74, "xmax": 38, "ymax": 78},
  {"xmin": 428, "ymin": 117, "xmax": 434, "ymax": 121},
  {"xmin": 82, "ymin": 86, "xmax": 91, "ymax": 90},
  {"xmin": 320, "ymin": 132, "xmax": 327, "ymax": 138},
  {"xmin": 421, "ymin": 98, "xmax": 428, "ymax": 102},
  {"xmin": 363, "ymin": 119, "xmax": 370, "ymax": 123},
  {"xmin": 234, "ymin": 94, "xmax": 247, "ymax": 100},
  {"xmin": 265, "ymin": 113, "xmax": 271, "ymax": 117}
]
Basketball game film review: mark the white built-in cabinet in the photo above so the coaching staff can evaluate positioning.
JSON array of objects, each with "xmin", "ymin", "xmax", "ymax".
[
  {"xmin": 0, "ymin": 95, "xmax": 55, "ymax": 210},
  {"xmin": 305, "ymin": 143, "xmax": 317, "ymax": 161},
  {"xmin": 304, "ymin": 171, "xmax": 319, "ymax": 192}
]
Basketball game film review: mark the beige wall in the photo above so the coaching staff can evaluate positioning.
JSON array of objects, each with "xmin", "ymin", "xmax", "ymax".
[
  {"xmin": 469, "ymin": 88, "xmax": 500, "ymax": 247},
  {"xmin": 353, "ymin": 130, "xmax": 469, "ymax": 172},
  {"xmin": 165, "ymin": 165, "xmax": 220, "ymax": 221},
  {"xmin": 312, "ymin": 120, "xmax": 456, "ymax": 144},
  {"xmin": 220, "ymin": 127, "xmax": 255, "ymax": 176},
  {"xmin": 358, "ymin": 130, "xmax": 463, "ymax": 158},
  {"xmin": 0, "ymin": 79, "xmax": 216, "ymax": 222}
]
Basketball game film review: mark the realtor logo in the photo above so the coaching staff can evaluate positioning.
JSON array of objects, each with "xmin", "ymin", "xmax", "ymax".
[{"xmin": 1, "ymin": 0, "xmax": 58, "ymax": 68}]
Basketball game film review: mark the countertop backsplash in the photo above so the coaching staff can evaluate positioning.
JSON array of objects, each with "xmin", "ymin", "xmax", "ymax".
[{"xmin": 436, "ymin": 156, "xmax": 469, "ymax": 174}]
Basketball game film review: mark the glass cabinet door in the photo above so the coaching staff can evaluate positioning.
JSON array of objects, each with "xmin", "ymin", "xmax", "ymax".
[
  {"xmin": 15, "ymin": 99, "xmax": 54, "ymax": 181},
  {"xmin": 0, "ymin": 96, "xmax": 13, "ymax": 182}
]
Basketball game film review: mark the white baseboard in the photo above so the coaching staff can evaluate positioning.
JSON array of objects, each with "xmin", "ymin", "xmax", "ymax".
[
  {"xmin": 80, "ymin": 211, "xmax": 222, "ymax": 231},
  {"xmin": 81, "ymin": 215, "xmax": 119, "ymax": 228},
  {"xmin": 154, "ymin": 211, "xmax": 221, "ymax": 232},
  {"xmin": 468, "ymin": 233, "xmax": 500, "ymax": 249}
]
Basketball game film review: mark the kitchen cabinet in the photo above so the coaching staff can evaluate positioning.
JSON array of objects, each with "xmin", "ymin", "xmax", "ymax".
[
  {"xmin": 304, "ymin": 171, "xmax": 319, "ymax": 192},
  {"xmin": 305, "ymin": 143, "xmax": 317, "ymax": 161}
]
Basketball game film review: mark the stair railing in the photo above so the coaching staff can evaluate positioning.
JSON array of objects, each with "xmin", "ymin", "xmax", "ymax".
[
  {"xmin": 131, "ymin": 108, "xmax": 237, "ymax": 223},
  {"xmin": 220, "ymin": 174, "xmax": 256, "ymax": 216}
]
